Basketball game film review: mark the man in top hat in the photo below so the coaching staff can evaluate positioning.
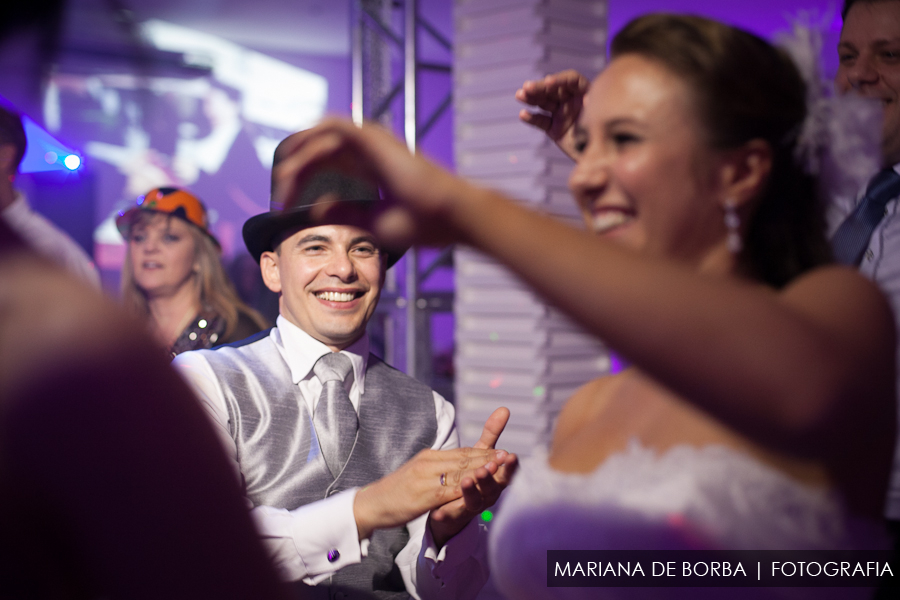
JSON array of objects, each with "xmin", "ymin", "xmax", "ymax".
[{"xmin": 173, "ymin": 134, "xmax": 515, "ymax": 600}]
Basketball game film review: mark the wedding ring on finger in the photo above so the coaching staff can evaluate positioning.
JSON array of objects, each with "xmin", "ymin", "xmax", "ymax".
[{"xmin": 440, "ymin": 472, "xmax": 447, "ymax": 486}]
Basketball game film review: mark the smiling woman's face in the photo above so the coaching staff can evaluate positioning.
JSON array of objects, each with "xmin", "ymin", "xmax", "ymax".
[{"xmin": 568, "ymin": 54, "xmax": 729, "ymax": 267}]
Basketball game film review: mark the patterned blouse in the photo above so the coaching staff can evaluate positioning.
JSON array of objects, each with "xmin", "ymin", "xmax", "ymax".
[{"xmin": 168, "ymin": 310, "xmax": 264, "ymax": 357}]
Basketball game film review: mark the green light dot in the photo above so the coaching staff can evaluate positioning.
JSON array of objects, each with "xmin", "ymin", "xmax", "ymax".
[
  {"xmin": 480, "ymin": 510, "xmax": 494, "ymax": 522},
  {"xmin": 489, "ymin": 332, "xmax": 499, "ymax": 341},
  {"xmin": 533, "ymin": 385, "xmax": 545, "ymax": 397}
]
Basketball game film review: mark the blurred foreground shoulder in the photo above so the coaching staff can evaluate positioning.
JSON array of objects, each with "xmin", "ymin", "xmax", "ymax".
[{"xmin": 0, "ymin": 252, "xmax": 143, "ymax": 401}]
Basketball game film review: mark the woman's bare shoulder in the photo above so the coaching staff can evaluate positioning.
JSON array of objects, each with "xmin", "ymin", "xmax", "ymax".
[
  {"xmin": 552, "ymin": 375, "xmax": 618, "ymax": 449},
  {"xmin": 783, "ymin": 264, "xmax": 891, "ymax": 308},
  {"xmin": 781, "ymin": 264, "xmax": 894, "ymax": 352}
]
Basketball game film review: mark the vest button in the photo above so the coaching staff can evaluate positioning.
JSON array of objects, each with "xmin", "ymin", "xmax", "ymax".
[
  {"xmin": 866, "ymin": 248, "xmax": 875, "ymax": 261},
  {"xmin": 327, "ymin": 549, "xmax": 341, "ymax": 562}
]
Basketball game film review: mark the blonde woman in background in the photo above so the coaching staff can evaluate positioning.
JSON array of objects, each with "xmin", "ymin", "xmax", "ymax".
[{"xmin": 118, "ymin": 187, "xmax": 268, "ymax": 356}]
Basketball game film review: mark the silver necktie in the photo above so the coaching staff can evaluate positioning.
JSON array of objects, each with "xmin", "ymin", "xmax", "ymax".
[{"xmin": 313, "ymin": 352, "xmax": 358, "ymax": 478}]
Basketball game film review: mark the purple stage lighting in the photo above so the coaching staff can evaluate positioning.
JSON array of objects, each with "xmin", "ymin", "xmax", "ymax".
[{"xmin": 19, "ymin": 116, "xmax": 82, "ymax": 174}]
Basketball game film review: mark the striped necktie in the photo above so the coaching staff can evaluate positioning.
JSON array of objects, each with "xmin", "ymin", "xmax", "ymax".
[
  {"xmin": 831, "ymin": 167, "xmax": 900, "ymax": 266},
  {"xmin": 313, "ymin": 352, "xmax": 358, "ymax": 478}
]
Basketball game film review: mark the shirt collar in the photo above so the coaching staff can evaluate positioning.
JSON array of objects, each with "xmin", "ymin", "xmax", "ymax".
[{"xmin": 274, "ymin": 315, "xmax": 369, "ymax": 394}]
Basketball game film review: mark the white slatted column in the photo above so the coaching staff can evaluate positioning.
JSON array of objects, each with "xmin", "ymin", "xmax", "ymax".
[{"xmin": 453, "ymin": 0, "xmax": 609, "ymax": 457}]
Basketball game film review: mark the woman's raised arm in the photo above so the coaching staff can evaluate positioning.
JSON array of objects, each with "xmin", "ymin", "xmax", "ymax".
[{"xmin": 273, "ymin": 119, "xmax": 895, "ymax": 461}]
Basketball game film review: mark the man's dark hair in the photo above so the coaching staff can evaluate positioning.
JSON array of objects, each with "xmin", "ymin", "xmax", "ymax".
[
  {"xmin": 842, "ymin": 0, "xmax": 899, "ymax": 20},
  {"xmin": 0, "ymin": 106, "xmax": 27, "ymax": 171}
]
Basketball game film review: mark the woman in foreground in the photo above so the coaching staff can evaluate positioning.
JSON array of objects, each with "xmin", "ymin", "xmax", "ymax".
[
  {"xmin": 272, "ymin": 13, "xmax": 895, "ymax": 598},
  {"xmin": 118, "ymin": 187, "xmax": 268, "ymax": 356}
]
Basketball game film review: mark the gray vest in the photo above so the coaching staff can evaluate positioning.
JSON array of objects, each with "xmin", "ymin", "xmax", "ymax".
[{"xmin": 202, "ymin": 331, "xmax": 437, "ymax": 599}]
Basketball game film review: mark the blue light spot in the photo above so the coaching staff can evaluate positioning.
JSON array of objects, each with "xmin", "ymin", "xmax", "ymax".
[
  {"xmin": 63, "ymin": 155, "xmax": 81, "ymax": 170},
  {"xmin": 18, "ymin": 116, "xmax": 82, "ymax": 174}
]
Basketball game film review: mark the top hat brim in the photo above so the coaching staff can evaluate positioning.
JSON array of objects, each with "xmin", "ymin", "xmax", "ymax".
[{"xmin": 242, "ymin": 201, "xmax": 406, "ymax": 268}]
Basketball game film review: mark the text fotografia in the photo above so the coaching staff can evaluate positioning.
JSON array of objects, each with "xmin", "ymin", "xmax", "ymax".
[
  {"xmin": 554, "ymin": 561, "xmax": 891, "ymax": 578},
  {"xmin": 546, "ymin": 550, "xmax": 898, "ymax": 588}
]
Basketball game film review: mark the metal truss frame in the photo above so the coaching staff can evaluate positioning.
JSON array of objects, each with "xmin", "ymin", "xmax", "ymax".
[{"xmin": 351, "ymin": 0, "xmax": 454, "ymax": 387}]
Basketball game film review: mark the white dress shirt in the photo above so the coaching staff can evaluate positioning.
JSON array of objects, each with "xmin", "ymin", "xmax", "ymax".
[
  {"xmin": 174, "ymin": 316, "xmax": 488, "ymax": 599},
  {"xmin": 1, "ymin": 190, "xmax": 100, "ymax": 287},
  {"xmin": 827, "ymin": 163, "xmax": 900, "ymax": 519}
]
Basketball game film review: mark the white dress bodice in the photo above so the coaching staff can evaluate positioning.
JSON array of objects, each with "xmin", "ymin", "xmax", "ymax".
[{"xmin": 488, "ymin": 441, "xmax": 887, "ymax": 600}]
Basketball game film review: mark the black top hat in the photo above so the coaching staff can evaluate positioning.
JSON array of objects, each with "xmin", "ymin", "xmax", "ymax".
[{"xmin": 242, "ymin": 133, "xmax": 406, "ymax": 266}]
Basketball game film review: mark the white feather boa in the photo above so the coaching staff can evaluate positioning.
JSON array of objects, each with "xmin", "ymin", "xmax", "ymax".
[{"xmin": 776, "ymin": 18, "xmax": 883, "ymax": 204}]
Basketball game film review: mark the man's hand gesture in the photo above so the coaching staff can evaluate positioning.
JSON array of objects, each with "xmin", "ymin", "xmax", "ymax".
[
  {"xmin": 427, "ymin": 408, "xmax": 518, "ymax": 548},
  {"xmin": 352, "ymin": 408, "xmax": 518, "ymax": 546}
]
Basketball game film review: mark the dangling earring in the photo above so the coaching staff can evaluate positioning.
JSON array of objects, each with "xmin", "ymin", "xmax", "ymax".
[{"xmin": 723, "ymin": 198, "xmax": 742, "ymax": 254}]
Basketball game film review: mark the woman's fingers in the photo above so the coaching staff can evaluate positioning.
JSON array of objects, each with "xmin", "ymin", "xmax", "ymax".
[
  {"xmin": 517, "ymin": 70, "xmax": 589, "ymax": 157},
  {"xmin": 269, "ymin": 118, "xmax": 468, "ymax": 251},
  {"xmin": 273, "ymin": 121, "xmax": 375, "ymax": 209},
  {"xmin": 370, "ymin": 205, "xmax": 421, "ymax": 251},
  {"xmin": 519, "ymin": 108, "xmax": 552, "ymax": 132},
  {"xmin": 516, "ymin": 70, "xmax": 589, "ymax": 108}
]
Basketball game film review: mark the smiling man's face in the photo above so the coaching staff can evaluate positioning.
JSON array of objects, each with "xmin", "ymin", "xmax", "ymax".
[
  {"xmin": 837, "ymin": 0, "xmax": 900, "ymax": 165},
  {"xmin": 261, "ymin": 224, "xmax": 385, "ymax": 350}
]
